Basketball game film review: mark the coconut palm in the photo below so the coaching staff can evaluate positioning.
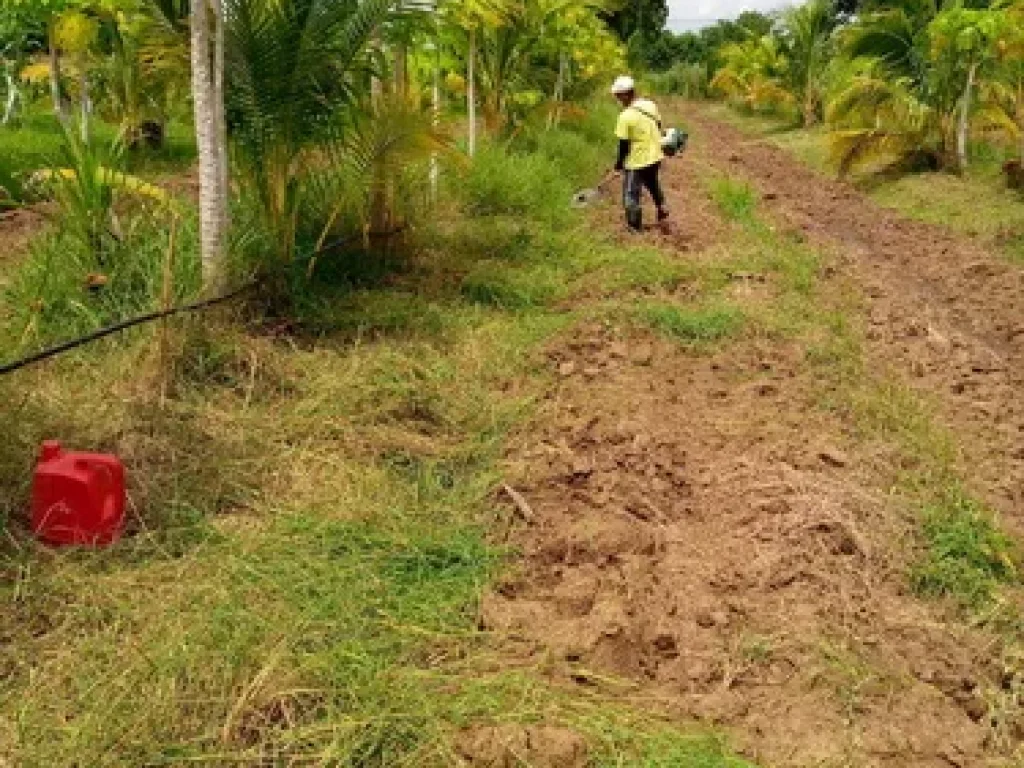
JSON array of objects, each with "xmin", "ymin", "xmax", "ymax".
[
  {"xmin": 827, "ymin": 1, "xmax": 1010, "ymax": 174},
  {"xmin": 710, "ymin": 35, "xmax": 794, "ymax": 114},
  {"xmin": 778, "ymin": 0, "xmax": 838, "ymax": 126},
  {"xmin": 222, "ymin": 0, "xmax": 400, "ymax": 270}
]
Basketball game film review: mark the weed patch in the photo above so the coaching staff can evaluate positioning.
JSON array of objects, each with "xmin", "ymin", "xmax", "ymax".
[
  {"xmin": 709, "ymin": 177, "xmax": 758, "ymax": 222},
  {"xmin": 461, "ymin": 261, "xmax": 566, "ymax": 309},
  {"xmin": 637, "ymin": 300, "xmax": 745, "ymax": 344},
  {"xmin": 911, "ymin": 491, "xmax": 1019, "ymax": 609}
]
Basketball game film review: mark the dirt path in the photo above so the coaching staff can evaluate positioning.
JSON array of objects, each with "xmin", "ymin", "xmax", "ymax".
[
  {"xmin": 686, "ymin": 108, "xmax": 1024, "ymax": 526},
  {"xmin": 483, "ymin": 109, "xmax": 1024, "ymax": 766}
]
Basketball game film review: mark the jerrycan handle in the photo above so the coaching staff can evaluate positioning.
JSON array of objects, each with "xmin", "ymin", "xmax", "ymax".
[{"xmin": 40, "ymin": 441, "xmax": 62, "ymax": 462}]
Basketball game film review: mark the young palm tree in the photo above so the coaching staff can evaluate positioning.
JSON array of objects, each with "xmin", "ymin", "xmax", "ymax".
[
  {"xmin": 779, "ymin": 0, "xmax": 837, "ymax": 126},
  {"xmin": 439, "ymin": 0, "xmax": 506, "ymax": 155},
  {"xmin": 828, "ymin": 2, "xmax": 1010, "ymax": 174},
  {"xmin": 710, "ymin": 35, "xmax": 794, "ymax": 114},
  {"xmin": 223, "ymin": 0, "xmax": 398, "ymax": 267}
]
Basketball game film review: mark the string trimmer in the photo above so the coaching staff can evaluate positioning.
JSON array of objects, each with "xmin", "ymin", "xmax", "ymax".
[{"xmin": 571, "ymin": 169, "xmax": 618, "ymax": 208}]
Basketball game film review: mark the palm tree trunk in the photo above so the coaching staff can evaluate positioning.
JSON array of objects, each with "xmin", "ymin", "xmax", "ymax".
[
  {"xmin": 79, "ymin": 69, "xmax": 91, "ymax": 144},
  {"xmin": 802, "ymin": 84, "xmax": 816, "ymax": 128},
  {"xmin": 2, "ymin": 73, "xmax": 19, "ymax": 125},
  {"xmin": 430, "ymin": 38, "xmax": 441, "ymax": 198},
  {"xmin": 549, "ymin": 51, "xmax": 565, "ymax": 129},
  {"xmin": 468, "ymin": 27, "xmax": 476, "ymax": 157},
  {"xmin": 48, "ymin": 46, "xmax": 67, "ymax": 123},
  {"xmin": 212, "ymin": 0, "xmax": 229, "ymax": 255},
  {"xmin": 1018, "ymin": 79, "xmax": 1024, "ymax": 162},
  {"xmin": 957, "ymin": 62, "xmax": 978, "ymax": 173},
  {"xmin": 191, "ymin": 0, "xmax": 228, "ymax": 291},
  {"xmin": 395, "ymin": 43, "xmax": 408, "ymax": 100}
]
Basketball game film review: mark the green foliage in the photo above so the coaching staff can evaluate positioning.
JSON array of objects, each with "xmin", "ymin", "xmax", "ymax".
[
  {"xmin": 911, "ymin": 491, "xmax": 1019, "ymax": 610},
  {"xmin": 1, "ymin": 210, "xmax": 200, "ymax": 352},
  {"xmin": 637, "ymin": 301, "xmax": 745, "ymax": 344},
  {"xmin": 647, "ymin": 62, "xmax": 710, "ymax": 98},
  {"xmin": 710, "ymin": 35, "xmax": 796, "ymax": 116},
  {"xmin": 456, "ymin": 141, "xmax": 573, "ymax": 222},
  {"xmin": 0, "ymin": 113, "xmax": 65, "ymax": 199},
  {"xmin": 709, "ymin": 176, "xmax": 758, "ymax": 220},
  {"xmin": 225, "ymin": 0, "xmax": 401, "ymax": 267}
]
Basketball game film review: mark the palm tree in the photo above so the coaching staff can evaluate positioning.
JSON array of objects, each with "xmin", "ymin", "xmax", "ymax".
[
  {"xmin": 929, "ymin": 6, "xmax": 1009, "ymax": 170},
  {"xmin": 710, "ymin": 35, "xmax": 794, "ymax": 114},
  {"xmin": 439, "ymin": 0, "xmax": 506, "ymax": 155},
  {"xmin": 778, "ymin": 0, "xmax": 837, "ymax": 126},
  {"xmin": 223, "ymin": 0, "xmax": 398, "ymax": 268},
  {"xmin": 827, "ymin": 2, "xmax": 1010, "ymax": 174}
]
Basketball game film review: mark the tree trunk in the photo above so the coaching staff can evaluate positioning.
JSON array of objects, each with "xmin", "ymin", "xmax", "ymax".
[
  {"xmin": 549, "ymin": 51, "xmax": 566, "ymax": 129},
  {"xmin": 2, "ymin": 73, "xmax": 19, "ymax": 125},
  {"xmin": 191, "ymin": 0, "xmax": 228, "ymax": 291},
  {"xmin": 430, "ymin": 39, "xmax": 441, "ymax": 198},
  {"xmin": 79, "ymin": 69, "xmax": 91, "ymax": 144},
  {"xmin": 1018, "ymin": 79, "xmax": 1024, "ymax": 162},
  {"xmin": 802, "ymin": 86, "xmax": 816, "ymax": 128},
  {"xmin": 468, "ymin": 27, "xmax": 476, "ymax": 157},
  {"xmin": 212, "ymin": 0, "xmax": 229, "ymax": 251},
  {"xmin": 371, "ymin": 32, "xmax": 384, "ymax": 107},
  {"xmin": 49, "ymin": 46, "xmax": 67, "ymax": 123},
  {"xmin": 956, "ymin": 62, "xmax": 977, "ymax": 173}
]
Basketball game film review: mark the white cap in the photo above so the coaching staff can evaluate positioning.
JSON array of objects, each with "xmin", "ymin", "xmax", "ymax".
[{"xmin": 611, "ymin": 75, "xmax": 635, "ymax": 94}]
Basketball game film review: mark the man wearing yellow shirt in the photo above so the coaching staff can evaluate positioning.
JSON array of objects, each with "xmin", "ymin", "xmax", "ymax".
[{"xmin": 611, "ymin": 75, "xmax": 669, "ymax": 232}]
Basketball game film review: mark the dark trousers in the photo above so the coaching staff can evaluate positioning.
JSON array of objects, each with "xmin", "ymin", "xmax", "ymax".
[{"xmin": 622, "ymin": 162, "xmax": 666, "ymax": 230}]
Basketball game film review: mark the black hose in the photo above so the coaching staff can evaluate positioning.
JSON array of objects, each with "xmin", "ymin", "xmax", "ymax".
[
  {"xmin": 0, "ymin": 282, "xmax": 255, "ymax": 377},
  {"xmin": 0, "ymin": 223, "xmax": 410, "ymax": 377}
]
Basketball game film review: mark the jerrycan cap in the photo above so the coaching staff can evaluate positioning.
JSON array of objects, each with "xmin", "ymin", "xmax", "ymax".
[{"xmin": 40, "ymin": 441, "xmax": 63, "ymax": 462}]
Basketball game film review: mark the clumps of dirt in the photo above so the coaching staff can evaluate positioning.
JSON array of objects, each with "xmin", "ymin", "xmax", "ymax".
[
  {"xmin": 454, "ymin": 724, "xmax": 587, "ymax": 767},
  {"xmin": 493, "ymin": 321, "xmax": 1001, "ymax": 766}
]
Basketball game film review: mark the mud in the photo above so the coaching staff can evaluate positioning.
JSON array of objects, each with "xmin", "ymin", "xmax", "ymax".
[{"xmin": 488, "ymin": 108, "xmax": 1024, "ymax": 765}]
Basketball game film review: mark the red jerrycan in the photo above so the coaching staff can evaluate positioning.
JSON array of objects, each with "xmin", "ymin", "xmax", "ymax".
[{"xmin": 31, "ymin": 441, "xmax": 126, "ymax": 547}]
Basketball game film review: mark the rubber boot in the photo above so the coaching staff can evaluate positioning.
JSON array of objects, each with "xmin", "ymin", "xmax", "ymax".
[{"xmin": 625, "ymin": 205, "xmax": 643, "ymax": 232}]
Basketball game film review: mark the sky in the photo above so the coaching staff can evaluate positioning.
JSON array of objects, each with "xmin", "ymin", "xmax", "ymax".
[{"xmin": 666, "ymin": 0, "xmax": 797, "ymax": 31}]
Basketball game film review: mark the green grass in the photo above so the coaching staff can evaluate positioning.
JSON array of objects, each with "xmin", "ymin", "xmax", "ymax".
[
  {"xmin": 708, "ymin": 176, "xmax": 758, "ymax": 222},
  {"xmin": 638, "ymin": 300, "xmax": 745, "ymax": 344},
  {"xmin": 0, "ymin": 111, "xmax": 195, "ymax": 203},
  {"xmin": 911, "ymin": 491, "xmax": 1019, "ymax": 610},
  {"xmin": 461, "ymin": 260, "xmax": 567, "ymax": 309}
]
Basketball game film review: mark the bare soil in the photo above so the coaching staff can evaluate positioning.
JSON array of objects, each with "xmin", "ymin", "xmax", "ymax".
[
  {"xmin": 0, "ymin": 206, "xmax": 46, "ymax": 262},
  {"xmin": 484, "ymin": 107, "xmax": 1024, "ymax": 766}
]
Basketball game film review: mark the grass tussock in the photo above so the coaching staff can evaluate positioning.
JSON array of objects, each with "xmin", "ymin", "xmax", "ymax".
[
  {"xmin": 911, "ymin": 491, "xmax": 1019, "ymax": 610},
  {"xmin": 708, "ymin": 176, "xmax": 758, "ymax": 222},
  {"xmin": 638, "ymin": 300, "xmax": 746, "ymax": 344}
]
